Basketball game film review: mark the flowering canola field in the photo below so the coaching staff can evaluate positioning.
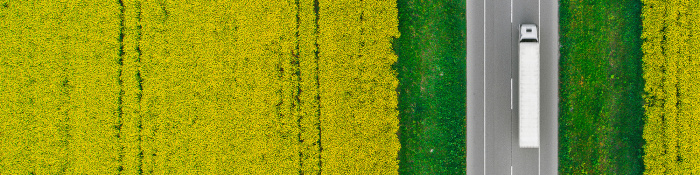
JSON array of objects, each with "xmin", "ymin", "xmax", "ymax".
[
  {"xmin": 641, "ymin": 0, "xmax": 700, "ymax": 173},
  {"xmin": 0, "ymin": 0, "xmax": 400, "ymax": 174}
]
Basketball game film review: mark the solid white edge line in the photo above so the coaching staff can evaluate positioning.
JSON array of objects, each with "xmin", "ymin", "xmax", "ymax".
[
  {"xmin": 538, "ymin": 0, "xmax": 541, "ymax": 174},
  {"xmin": 483, "ymin": 0, "xmax": 487, "ymax": 174}
]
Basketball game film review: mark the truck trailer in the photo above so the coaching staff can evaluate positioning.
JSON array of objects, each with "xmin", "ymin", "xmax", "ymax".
[{"xmin": 518, "ymin": 24, "xmax": 540, "ymax": 148}]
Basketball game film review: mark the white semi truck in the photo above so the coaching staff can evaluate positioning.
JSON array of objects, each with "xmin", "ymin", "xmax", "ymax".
[{"xmin": 519, "ymin": 24, "xmax": 540, "ymax": 148}]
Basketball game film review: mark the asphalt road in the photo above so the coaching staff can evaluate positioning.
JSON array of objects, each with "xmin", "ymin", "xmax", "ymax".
[{"xmin": 466, "ymin": 0, "xmax": 558, "ymax": 174}]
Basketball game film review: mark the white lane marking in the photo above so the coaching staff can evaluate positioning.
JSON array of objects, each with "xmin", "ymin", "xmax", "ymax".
[
  {"xmin": 511, "ymin": 166, "xmax": 513, "ymax": 175},
  {"xmin": 483, "ymin": 0, "xmax": 487, "ymax": 174},
  {"xmin": 510, "ymin": 0, "xmax": 513, "ymax": 23},
  {"xmin": 510, "ymin": 78, "xmax": 513, "ymax": 109}
]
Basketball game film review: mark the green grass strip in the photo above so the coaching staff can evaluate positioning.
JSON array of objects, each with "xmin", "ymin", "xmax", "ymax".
[
  {"xmin": 394, "ymin": 0, "xmax": 467, "ymax": 174},
  {"xmin": 558, "ymin": 0, "xmax": 644, "ymax": 174}
]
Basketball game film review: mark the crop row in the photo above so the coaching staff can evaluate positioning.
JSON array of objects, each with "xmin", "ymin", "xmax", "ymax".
[
  {"xmin": 641, "ymin": 0, "xmax": 700, "ymax": 173},
  {"xmin": 0, "ymin": 1, "xmax": 123, "ymax": 174},
  {"xmin": 317, "ymin": 0, "xmax": 400, "ymax": 173},
  {"xmin": 135, "ymin": 0, "xmax": 304, "ymax": 173}
]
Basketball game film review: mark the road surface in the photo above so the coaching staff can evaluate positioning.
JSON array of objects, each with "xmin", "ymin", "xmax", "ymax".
[{"xmin": 466, "ymin": 0, "xmax": 558, "ymax": 174}]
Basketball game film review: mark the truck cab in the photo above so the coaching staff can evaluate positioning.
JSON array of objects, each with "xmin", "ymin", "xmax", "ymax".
[{"xmin": 519, "ymin": 24, "xmax": 539, "ymax": 42}]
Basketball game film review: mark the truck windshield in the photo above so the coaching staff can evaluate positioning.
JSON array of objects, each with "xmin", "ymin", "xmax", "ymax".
[{"xmin": 520, "ymin": 39, "xmax": 538, "ymax": 42}]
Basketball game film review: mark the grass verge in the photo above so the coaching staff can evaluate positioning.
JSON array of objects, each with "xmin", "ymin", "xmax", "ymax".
[
  {"xmin": 393, "ymin": 0, "xmax": 466, "ymax": 174},
  {"xmin": 558, "ymin": 0, "xmax": 644, "ymax": 174}
]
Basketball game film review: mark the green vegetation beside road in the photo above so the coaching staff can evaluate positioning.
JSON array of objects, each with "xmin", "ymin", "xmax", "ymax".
[
  {"xmin": 393, "ymin": 0, "xmax": 466, "ymax": 174},
  {"xmin": 558, "ymin": 0, "xmax": 644, "ymax": 174}
]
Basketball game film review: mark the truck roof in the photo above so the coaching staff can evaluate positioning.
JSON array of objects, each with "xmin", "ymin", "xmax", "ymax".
[{"xmin": 519, "ymin": 24, "xmax": 538, "ymax": 42}]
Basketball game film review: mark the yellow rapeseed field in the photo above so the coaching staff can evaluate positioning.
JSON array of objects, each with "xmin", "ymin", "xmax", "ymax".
[
  {"xmin": 0, "ymin": 0, "xmax": 400, "ymax": 174},
  {"xmin": 641, "ymin": 0, "xmax": 700, "ymax": 174}
]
